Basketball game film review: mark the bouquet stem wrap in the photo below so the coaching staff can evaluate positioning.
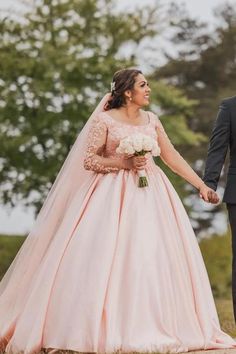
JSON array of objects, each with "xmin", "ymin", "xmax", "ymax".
[
  {"xmin": 137, "ymin": 169, "xmax": 148, "ymax": 187},
  {"xmin": 135, "ymin": 151, "xmax": 149, "ymax": 187},
  {"xmin": 116, "ymin": 133, "xmax": 161, "ymax": 188}
]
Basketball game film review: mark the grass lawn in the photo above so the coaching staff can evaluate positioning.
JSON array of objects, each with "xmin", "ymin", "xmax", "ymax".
[
  {"xmin": 216, "ymin": 298, "xmax": 236, "ymax": 337},
  {"xmin": 0, "ymin": 235, "xmax": 25, "ymax": 280}
]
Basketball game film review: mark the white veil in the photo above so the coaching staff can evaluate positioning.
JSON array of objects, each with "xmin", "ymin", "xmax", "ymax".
[{"xmin": 0, "ymin": 93, "xmax": 111, "ymax": 331}]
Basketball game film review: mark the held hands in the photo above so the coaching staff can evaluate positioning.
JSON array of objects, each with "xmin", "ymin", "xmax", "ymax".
[{"xmin": 199, "ymin": 183, "xmax": 219, "ymax": 204}]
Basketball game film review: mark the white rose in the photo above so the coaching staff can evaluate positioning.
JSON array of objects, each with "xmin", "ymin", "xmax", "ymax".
[
  {"xmin": 117, "ymin": 134, "xmax": 159, "ymax": 156},
  {"xmin": 152, "ymin": 145, "xmax": 161, "ymax": 156},
  {"xmin": 124, "ymin": 145, "xmax": 135, "ymax": 154},
  {"xmin": 116, "ymin": 137, "xmax": 132, "ymax": 154},
  {"xmin": 120, "ymin": 138, "xmax": 130, "ymax": 149},
  {"xmin": 129, "ymin": 134, "xmax": 142, "ymax": 152},
  {"xmin": 142, "ymin": 136, "xmax": 153, "ymax": 151}
]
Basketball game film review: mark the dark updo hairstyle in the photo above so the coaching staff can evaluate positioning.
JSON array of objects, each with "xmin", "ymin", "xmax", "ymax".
[{"xmin": 104, "ymin": 68, "xmax": 142, "ymax": 111}]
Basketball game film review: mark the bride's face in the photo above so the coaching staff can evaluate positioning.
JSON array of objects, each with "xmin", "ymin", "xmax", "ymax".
[{"xmin": 126, "ymin": 73, "xmax": 151, "ymax": 107}]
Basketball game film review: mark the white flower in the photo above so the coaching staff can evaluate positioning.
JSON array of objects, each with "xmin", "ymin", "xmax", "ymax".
[
  {"xmin": 132, "ymin": 134, "xmax": 143, "ymax": 152},
  {"xmin": 152, "ymin": 146, "xmax": 161, "ymax": 156},
  {"xmin": 142, "ymin": 135, "xmax": 153, "ymax": 151},
  {"xmin": 116, "ymin": 133, "xmax": 161, "ymax": 187},
  {"xmin": 110, "ymin": 81, "xmax": 116, "ymax": 92},
  {"xmin": 124, "ymin": 145, "xmax": 135, "ymax": 154},
  {"xmin": 116, "ymin": 137, "xmax": 135, "ymax": 154},
  {"xmin": 151, "ymin": 141, "xmax": 161, "ymax": 156},
  {"xmin": 116, "ymin": 133, "xmax": 160, "ymax": 157}
]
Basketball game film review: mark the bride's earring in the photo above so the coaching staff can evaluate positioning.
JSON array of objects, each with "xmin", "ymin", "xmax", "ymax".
[{"xmin": 129, "ymin": 96, "xmax": 132, "ymax": 101}]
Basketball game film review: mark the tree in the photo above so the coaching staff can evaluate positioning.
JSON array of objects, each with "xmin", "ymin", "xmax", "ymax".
[
  {"xmin": 155, "ymin": 2, "xmax": 236, "ymax": 233},
  {"xmin": 0, "ymin": 0, "xmax": 202, "ymax": 219},
  {"xmin": 0, "ymin": 0, "xmax": 157, "ymax": 211},
  {"xmin": 158, "ymin": 2, "xmax": 236, "ymax": 157}
]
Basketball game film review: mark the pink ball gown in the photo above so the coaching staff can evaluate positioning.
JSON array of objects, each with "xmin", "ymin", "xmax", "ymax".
[{"xmin": 0, "ymin": 110, "xmax": 235, "ymax": 354}]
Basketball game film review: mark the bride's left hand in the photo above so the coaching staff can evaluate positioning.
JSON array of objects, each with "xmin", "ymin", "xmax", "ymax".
[{"xmin": 199, "ymin": 183, "xmax": 220, "ymax": 204}]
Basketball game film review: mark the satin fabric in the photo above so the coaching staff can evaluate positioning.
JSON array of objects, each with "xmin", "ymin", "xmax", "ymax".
[{"xmin": 0, "ymin": 112, "xmax": 235, "ymax": 354}]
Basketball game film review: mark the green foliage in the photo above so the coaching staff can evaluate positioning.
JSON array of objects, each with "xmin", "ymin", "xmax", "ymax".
[
  {"xmin": 150, "ymin": 80, "xmax": 205, "ymax": 145},
  {"xmin": 215, "ymin": 299, "xmax": 236, "ymax": 337},
  {"xmin": 199, "ymin": 232, "xmax": 232, "ymax": 299},
  {"xmin": 0, "ymin": 0, "xmax": 158, "ymax": 212},
  {"xmin": 150, "ymin": 80, "xmax": 205, "ymax": 199},
  {"xmin": 0, "ymin": 235, "xmax": 26, "ymax": 280},
  {"xmin": 158, "ymin": 2, "xmax": 236, "ymax": 154},
  {"xmin": 0, "ymin": 0, "xmax": 204, "ymax": 216},
  {"xmin": 156, "ymin": 2, "xmax": 236, "ymax": 231}
]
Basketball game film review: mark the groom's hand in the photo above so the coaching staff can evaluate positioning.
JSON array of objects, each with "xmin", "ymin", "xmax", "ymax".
[
  {"xmin": 199, "ymin": 184, "xmax": 220, "ymax": 204},
  {"xmin": 207, "ymin": 189, "xmax": 220, "ymax": 204}
]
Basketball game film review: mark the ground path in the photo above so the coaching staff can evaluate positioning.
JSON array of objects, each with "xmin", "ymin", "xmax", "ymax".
[{"xmin": 38, "ymin": 349, "xmax": 236, "ymax": 354}]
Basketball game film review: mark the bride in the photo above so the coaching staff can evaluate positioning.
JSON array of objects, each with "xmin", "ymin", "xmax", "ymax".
[{"xmin": 0, "ymin": 68, "xmax": 235, "ymax": 354}]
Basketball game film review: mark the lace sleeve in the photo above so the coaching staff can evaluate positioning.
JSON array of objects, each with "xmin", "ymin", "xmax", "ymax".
[
  {"xmin": 154, "ymin": 115, "xmax": 204, "ymax": 190},
  {"xmin": 83, "ymin": 116, "xmax": 121, "ymax": 173}
]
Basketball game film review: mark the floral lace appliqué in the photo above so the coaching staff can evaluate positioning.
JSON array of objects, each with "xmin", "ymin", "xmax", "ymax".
[{"xmin": 83, "ymin": 117, "xmax": 120, "ymax": 173}]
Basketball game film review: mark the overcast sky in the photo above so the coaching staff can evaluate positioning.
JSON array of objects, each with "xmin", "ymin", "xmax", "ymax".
[
  {"xmin": 0, "ymin": 0, "xmax": 235, "ymax": 235},
  {"xmin": 0, "ymin": 0, "xmax": 233, "ymax": 24}
]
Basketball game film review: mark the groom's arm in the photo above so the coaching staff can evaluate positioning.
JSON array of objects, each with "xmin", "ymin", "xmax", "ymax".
[{"xmin": 203, "ymin": 100, "xmax": 230, "ymax": 191}]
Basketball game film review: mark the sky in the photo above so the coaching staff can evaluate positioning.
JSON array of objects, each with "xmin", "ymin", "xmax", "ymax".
[
  {"xmin": 0, "ymin": 0, "xmax": 235, "ymax": 235},
  {"xmin": 118, "ymin": 0, "xmax": 227, "ymax": 23},
  {"xmin": 0, "ymin": 0, "xmax": 232, "ymax": 24}
]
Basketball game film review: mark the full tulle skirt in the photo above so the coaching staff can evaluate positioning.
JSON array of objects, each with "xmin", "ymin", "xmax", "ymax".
[{"xmin": 0, "ymin": 164, "xmax": 235, "ymax": 353}]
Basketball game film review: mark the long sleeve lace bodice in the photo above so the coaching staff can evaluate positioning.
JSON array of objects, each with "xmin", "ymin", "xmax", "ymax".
[
  {"xmin": 83, "ymin": 115, "xmax": 121, "ymax": 173},
  {"xmin": 83, "ymin": 111, "xmax": 158, "ymax": 174},
  {"xmin": 83, "ymin": 111, "xmax": 204, "ymax": 190}
]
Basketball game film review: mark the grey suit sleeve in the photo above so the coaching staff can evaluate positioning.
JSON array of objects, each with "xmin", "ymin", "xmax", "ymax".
[{"xmin": 203, "ymin": 100, "xmax": 230, "ymax": 190}]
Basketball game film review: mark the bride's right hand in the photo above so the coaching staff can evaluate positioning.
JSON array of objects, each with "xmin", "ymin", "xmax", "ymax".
[{"xmin": 123, "ymin": 155, "xmax": 147, "ymax": 170}]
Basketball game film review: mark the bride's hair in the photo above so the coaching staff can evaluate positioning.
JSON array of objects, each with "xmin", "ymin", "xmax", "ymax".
[{"xmin": 105, "ymin": 68, "xmax": 142, "ymax": 110}]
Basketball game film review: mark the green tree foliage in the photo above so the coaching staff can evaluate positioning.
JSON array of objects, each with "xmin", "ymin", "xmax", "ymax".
[
  {"xmin": 199, "ymin": 231, "xmax": 232, "ymax": 299},
  {"xmin": 150, "ymin": 79, "xmax": 205, "ymax": 200},
  {"xmin": 0, "ymin": 235, "xmax": 25, "ymax": 279},
  {"xmin": 0, "ymin": 0, "xmax": 202, "ymax": 214},
  {"xmin": 156, "ymin": 3, "xmax": 236, "ymax": 232},
  {"xmin": 0, "ymin": 0, "xmax": 158, "ymax": 211},
  {"xmin": 157, "ymin": 2, "xmax": 236, "ymax": 162}
]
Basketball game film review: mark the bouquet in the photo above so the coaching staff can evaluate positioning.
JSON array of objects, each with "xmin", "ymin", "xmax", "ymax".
[{"xmin": 116, "ymin": 133, "xmax": 161, "ymax": 187}]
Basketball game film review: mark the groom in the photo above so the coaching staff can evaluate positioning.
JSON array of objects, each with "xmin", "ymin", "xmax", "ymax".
[{"xmin": 203, "ymin": 95, "xmax": 236, "ymax": 321}]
